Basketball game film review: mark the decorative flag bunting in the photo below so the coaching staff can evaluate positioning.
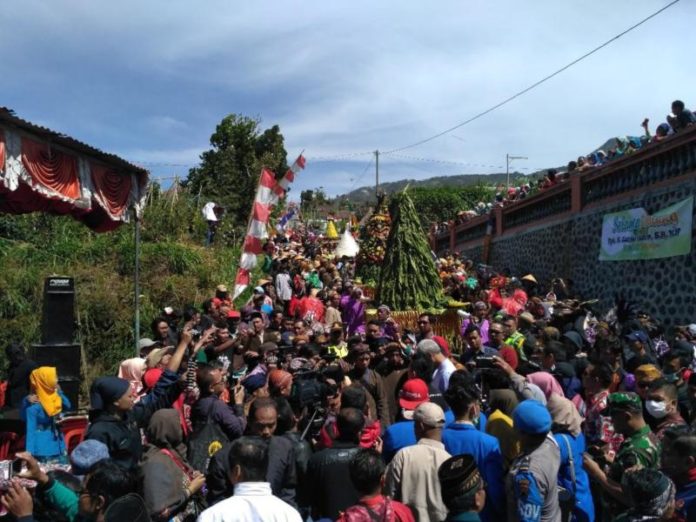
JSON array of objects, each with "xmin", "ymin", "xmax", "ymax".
[
  {"xmin": 276, "ymin": 206, "xmax": 297, "ymax": 231},
  {"xmin": 232, "ymin": 154, "xmax": 306, "ymax": 299}
]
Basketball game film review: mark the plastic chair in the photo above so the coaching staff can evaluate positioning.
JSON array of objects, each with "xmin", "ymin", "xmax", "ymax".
[
  {"xmin": 64, "ymin": 429, "xmax": 85, "ymax": 455},
  {"xmin": 59, "ymin": 415, "xmax": 88, "ymax": 438},
  {"xmin": 0, "ymin": 432, "xmax": 19, "ymax": 460}
]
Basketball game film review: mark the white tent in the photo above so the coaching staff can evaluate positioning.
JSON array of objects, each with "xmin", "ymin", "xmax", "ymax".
[{"xmin": 334, "ymin": 224, "xmax": 360, "ymax": 258}]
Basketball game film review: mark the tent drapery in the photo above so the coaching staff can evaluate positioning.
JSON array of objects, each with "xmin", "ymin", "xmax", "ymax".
[
  {"xmin": 0, "ymin": 132, "xmax": 5, "ymax": 170},
  {"xmin": 21, "ymin": 137, "xmax": 81, "ymax": 200},
  {"xmin": 0, "ymin": 125, "xmax": 146, "ymax": 232},
  {"xmin": 91, "ymin": 162, "xmax": 132, "ymax": 218}
]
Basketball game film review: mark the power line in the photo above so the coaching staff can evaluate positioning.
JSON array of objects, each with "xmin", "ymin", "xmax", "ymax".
[
  {"xmin": 307, "ymin": 150, "xmax": 375, "ymax": 162},
  {"xmin": 382, "ymin": 0, "xmax": 681, "ymax": 154}
]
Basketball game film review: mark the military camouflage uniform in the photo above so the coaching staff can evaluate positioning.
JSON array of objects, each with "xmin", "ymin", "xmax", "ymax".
[{"xmin": 603, "ymin": 393, "xmax": 661, "ymax": 520}]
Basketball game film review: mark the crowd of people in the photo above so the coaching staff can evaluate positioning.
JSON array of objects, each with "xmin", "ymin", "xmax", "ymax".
[
  {"xmin": 2, "ymin": 232, "xmax": 696, "ymax": 522},
  {"xmin": 432, "ymin": 99, "xmax": 696, "ymax": 236}
]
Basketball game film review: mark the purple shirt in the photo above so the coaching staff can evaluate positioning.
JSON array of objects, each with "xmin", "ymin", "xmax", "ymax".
[
  {"xmin": 340, "ymin": 295, "xmax": 366, "ymax": 335},
  {"xmin": 461, "ymin": 318, "xmax": 490, "ymax": 345}
]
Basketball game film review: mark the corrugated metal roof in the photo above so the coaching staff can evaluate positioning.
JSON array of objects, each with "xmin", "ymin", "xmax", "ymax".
[{"xmin": 0, "ymin": 107, "xmax": 148, "ymax": 178}]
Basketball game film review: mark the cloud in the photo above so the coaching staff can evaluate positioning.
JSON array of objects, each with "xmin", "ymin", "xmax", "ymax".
[{"xmin": 1, "ymin": 0, "xmax": 694, "ymax": 198}]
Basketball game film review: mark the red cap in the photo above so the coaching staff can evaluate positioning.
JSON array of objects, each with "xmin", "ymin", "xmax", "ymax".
[
  {"xmin": 399, "ymin": 378, "xmax": 430, "ymax": 410},
  {"xmin": 433, "ymin": 335, "xmax": 451, "ymax": 358},
  {"xmin": 227, "ymin": 310, "xmax": 241, "ymax": 319}
]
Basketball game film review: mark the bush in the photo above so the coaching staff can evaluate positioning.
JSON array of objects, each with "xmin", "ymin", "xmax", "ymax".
[{"xmin": 0, "ymin": 186, "xmax": 242, "ymax": 399}]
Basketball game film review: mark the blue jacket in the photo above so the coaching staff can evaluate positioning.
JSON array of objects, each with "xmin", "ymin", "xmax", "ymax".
[
  {"xmin": 21, "ymin": 391, "xmax": 71, "ymax": 458},
  {"xmin": 442, "ymin": 422, "xmax": 505, "ymax": 522},
  {"xmin": 553, "ymin": 432, "xmax": 594, "ymax": 522},
  {"xmin": 675, "ymin": 480, "xmax": 696, "ymax": 522},
  {"xmin": 382, "ymin": 409, "xmax": 457, "ymax": 463}
]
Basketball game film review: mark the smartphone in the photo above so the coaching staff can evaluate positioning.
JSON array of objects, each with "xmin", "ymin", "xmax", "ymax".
[{"xmin": 8, "ymin": 459, "xmax": 22, "ymax": 479}]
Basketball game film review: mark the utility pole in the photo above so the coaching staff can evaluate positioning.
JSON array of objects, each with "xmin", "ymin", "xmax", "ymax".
[
  {"xmin": 133, "ymin": 211, "xmax": 141, "ymax": 356},
  {"xmin": 375, "ymin": 150, "xmax": 380, "ymax": 193},
  {"xmin": 506, "ymin": 154, "xmax": 528, "ymax": 189}
]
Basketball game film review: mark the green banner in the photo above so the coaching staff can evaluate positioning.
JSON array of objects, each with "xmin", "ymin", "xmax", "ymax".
[{"xmin": 599, "ymin": 196, "xmax": 693, "ymax": 261}]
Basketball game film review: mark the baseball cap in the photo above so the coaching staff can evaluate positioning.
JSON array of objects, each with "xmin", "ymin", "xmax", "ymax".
[
  {"xmin": 626, "ymin": 331, "xmax": 649, "ymax": 344},
  {"xmin": 216, "ymin": 284, "xmax": 228, "ymax": 293},
  {"xmin": 512, "ymin": 399, "xmax": 552, "ymax": 434},
  {"xmin": 137, "ymin": 338, "xmax": 159, "ymax": 351},
  {"xmin": 253, "ymin": 286, "xmax": 265, "ymax": 294},
  {"xmin": 399, "ymin": 379, "xmax": 430, "ymax": 410},
  {"xmin": 413, "ymin": 402, "xmax": 446, "ymax": 428},
  {"xmin": 145, "ymin": 347, "xmax": 173, "ymax": 368},
  {"xmin": 606, "ymin": 392, "xmax": 643, "ymax": 413},
  {"xmin": 687, "ymin": 324, "xmax": 696, "ymax": 337}
]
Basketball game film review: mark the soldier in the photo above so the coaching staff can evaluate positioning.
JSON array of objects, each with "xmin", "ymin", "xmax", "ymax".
[
  {"xmin": 583, "ymin": 392, "xmax": 661, "ymax": 520},
  {"xmin": 506, "ymin": 400, "xmax": 561, "ymax": 522}
]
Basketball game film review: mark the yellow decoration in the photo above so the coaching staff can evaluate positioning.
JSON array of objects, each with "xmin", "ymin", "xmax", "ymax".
[{"xmin": 326, "ymin": 219, "xmax": 339, "ymax": 239}]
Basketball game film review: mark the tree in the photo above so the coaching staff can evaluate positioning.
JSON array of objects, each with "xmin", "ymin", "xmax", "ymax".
[
  {"xmin": 377, "ymin": 190, "xmax": 443, "ymax": 310},
  {"xmin": 186, "ymin": 115, "xmax": 289, "ymax": 227},
  {"xmin": 408, "ymin": 184, "xmax": 494, "ymax": 229}
]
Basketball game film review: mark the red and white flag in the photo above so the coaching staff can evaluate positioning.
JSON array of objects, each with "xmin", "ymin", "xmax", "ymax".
[{"xmin": 232, "ymin": 154, "xmax": 306, "ymax": 299}]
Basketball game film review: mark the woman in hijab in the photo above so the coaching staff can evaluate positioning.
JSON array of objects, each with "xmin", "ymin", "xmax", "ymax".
[
  {"xmin": 5, "ymin": 342, "xmax": 38, "ymax": 409},
  {"xmin": 21, "ymin": 367, "xmax": 70, "ymax": 462},
  {"xmin": 485, "ymin": 386, "xmax": 521, "ymax": 467},
  {"xmin": 118, "ymin": 358, "xmax": 146, "ymax": 403},
  {"xmin": 141, "ymin": 409, "xmax": 206, "ymax": 521}
]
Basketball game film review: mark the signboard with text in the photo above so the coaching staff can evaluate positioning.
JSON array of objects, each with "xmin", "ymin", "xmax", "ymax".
[{"xmin": 599, "ymin": 197, "xmax": 693, "ymax": 261}]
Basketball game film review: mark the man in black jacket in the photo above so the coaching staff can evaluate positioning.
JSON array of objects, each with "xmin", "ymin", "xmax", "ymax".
[
  {"xmin": 206, "ymin": 397, "xmax": 297, "ymax": 507},
  {"xmin": 306, "ymin": 407, "xmax": 364, "ymax": 520}
]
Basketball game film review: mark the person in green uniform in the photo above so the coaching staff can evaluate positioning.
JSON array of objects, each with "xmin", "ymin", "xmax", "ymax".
[{"xmin": 583, "ymin": 392, "xmax": 661, "ymax": 520}]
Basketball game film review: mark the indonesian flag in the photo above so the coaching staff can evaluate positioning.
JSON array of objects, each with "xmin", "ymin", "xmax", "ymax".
[{"xmin": 232, "ymin": 154, "xmax": 306, "ymax": 299}]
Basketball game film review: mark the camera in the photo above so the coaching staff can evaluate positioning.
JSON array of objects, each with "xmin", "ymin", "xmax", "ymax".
[{"xmin": 475, "ymin": 356, "xmax": 496, "ymax": 370}]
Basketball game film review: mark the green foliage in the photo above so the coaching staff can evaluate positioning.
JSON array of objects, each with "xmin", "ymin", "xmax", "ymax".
[
  {"xmin": 0, "ymin": 185, "xmax": 241, "ymax": 385},
  {"xmin": 377, "ymin": 190, "xmax": 444, "ymax": 310},
  {"xmin": 408, "ymin": 184, "xmax": 494, "ymax": 228},
  {"xmin": 185, "ymin": 115, "xmax": 289, "ymax": 228}
]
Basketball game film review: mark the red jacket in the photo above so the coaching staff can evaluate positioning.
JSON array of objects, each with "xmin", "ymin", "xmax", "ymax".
[{"xmin": 337, "ymin": 495, "xmax": 415, "ymax": 522}]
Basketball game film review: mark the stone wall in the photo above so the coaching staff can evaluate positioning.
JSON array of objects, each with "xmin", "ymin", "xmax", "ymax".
[{"xmin": 459, "ymin": 178, "xmax": 696, "ymax": 326}]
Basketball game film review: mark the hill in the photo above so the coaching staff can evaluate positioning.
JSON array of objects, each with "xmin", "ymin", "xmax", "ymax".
[{"xmin": 339, "ymin": 172, "xmax": 529, "ymax": 202}]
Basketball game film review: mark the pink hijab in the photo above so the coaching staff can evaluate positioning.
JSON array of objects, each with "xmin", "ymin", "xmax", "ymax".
[
  {"xmin": 526, "ymin": 372, "xmax": 564, "ymax": 400},
  {"xmin": 118, "ymin": 358, "xmax": 146, "ymax": 400}
]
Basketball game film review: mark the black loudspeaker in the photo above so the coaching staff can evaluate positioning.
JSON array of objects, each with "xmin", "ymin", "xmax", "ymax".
[
  {"xmin": 41, "ymin": 277, "xmax": 75, "ymax": 345},
  {"xmin": 57, "ymin": 377, "xmax": 79, "ymax": 413},
  {"xmin": 30, "ymin": 344, "xmax": 81, "ymax": 378}
]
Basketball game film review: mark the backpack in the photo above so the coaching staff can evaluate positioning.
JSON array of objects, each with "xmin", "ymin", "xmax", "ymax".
[{"xmin": 187, "ymin": 399, "xmax": 229, "ymax": 473}]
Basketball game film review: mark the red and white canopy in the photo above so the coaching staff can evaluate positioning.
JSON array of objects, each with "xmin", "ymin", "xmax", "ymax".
[{"xmin": 0, "ymin": 108, "xmax": 148, "ymax": 232}]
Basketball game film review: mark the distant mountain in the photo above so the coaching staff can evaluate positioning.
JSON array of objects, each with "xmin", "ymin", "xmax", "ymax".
[
  {"xmin": 338, "ymin": 172, "xmax": 526, "ymax": 203},
  {"xmin": 336, "ymin": 137, "xmax": 618, "ymax": 203}
]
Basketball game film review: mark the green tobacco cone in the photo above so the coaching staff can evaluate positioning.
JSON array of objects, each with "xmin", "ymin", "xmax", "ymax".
[{"xmin": 377, "ymin": 189, "xmax": 443, "ymax": 310}]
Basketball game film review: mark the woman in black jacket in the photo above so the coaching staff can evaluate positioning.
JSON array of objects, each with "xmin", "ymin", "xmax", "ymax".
[{"xmin": 85, "ymin": 332, "xmax": 189, "ymax": 470}]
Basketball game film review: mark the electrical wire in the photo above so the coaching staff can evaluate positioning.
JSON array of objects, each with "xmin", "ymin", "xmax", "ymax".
[{"xmin": 381, "ymin": 0, "xmax": 681, "ymax": 154}]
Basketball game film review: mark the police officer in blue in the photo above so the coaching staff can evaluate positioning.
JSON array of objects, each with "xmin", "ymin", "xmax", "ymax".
[{"xmin": 506, "ymin": 399, "xmax": 561, "ymax": 522}]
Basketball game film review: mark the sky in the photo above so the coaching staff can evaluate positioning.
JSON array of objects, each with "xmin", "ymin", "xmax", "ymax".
[{"xmin": 1, "ymin": 0, "xmax": 695, "ymax": 198}]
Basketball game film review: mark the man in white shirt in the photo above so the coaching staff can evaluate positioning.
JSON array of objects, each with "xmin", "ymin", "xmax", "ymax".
[
  {"xmin": 417, "ymin": 339, "xmax": 455, "ymax": 394},
  {"xmin": 202, "ymin": 201, "xmax": 219, "ymax": 247},
  {"xmin": 198, "ymin": 437, "xmax": 302, "ymax": 522}
]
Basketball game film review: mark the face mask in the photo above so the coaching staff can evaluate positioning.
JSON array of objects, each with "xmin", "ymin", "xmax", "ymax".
[
  {"xmin": 664, "ymin": 371, "xmax": 680, "ymax": 384},
  {"xmin": 645, "ymin": 399, "xmax": 669, "ymax": 419}
]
